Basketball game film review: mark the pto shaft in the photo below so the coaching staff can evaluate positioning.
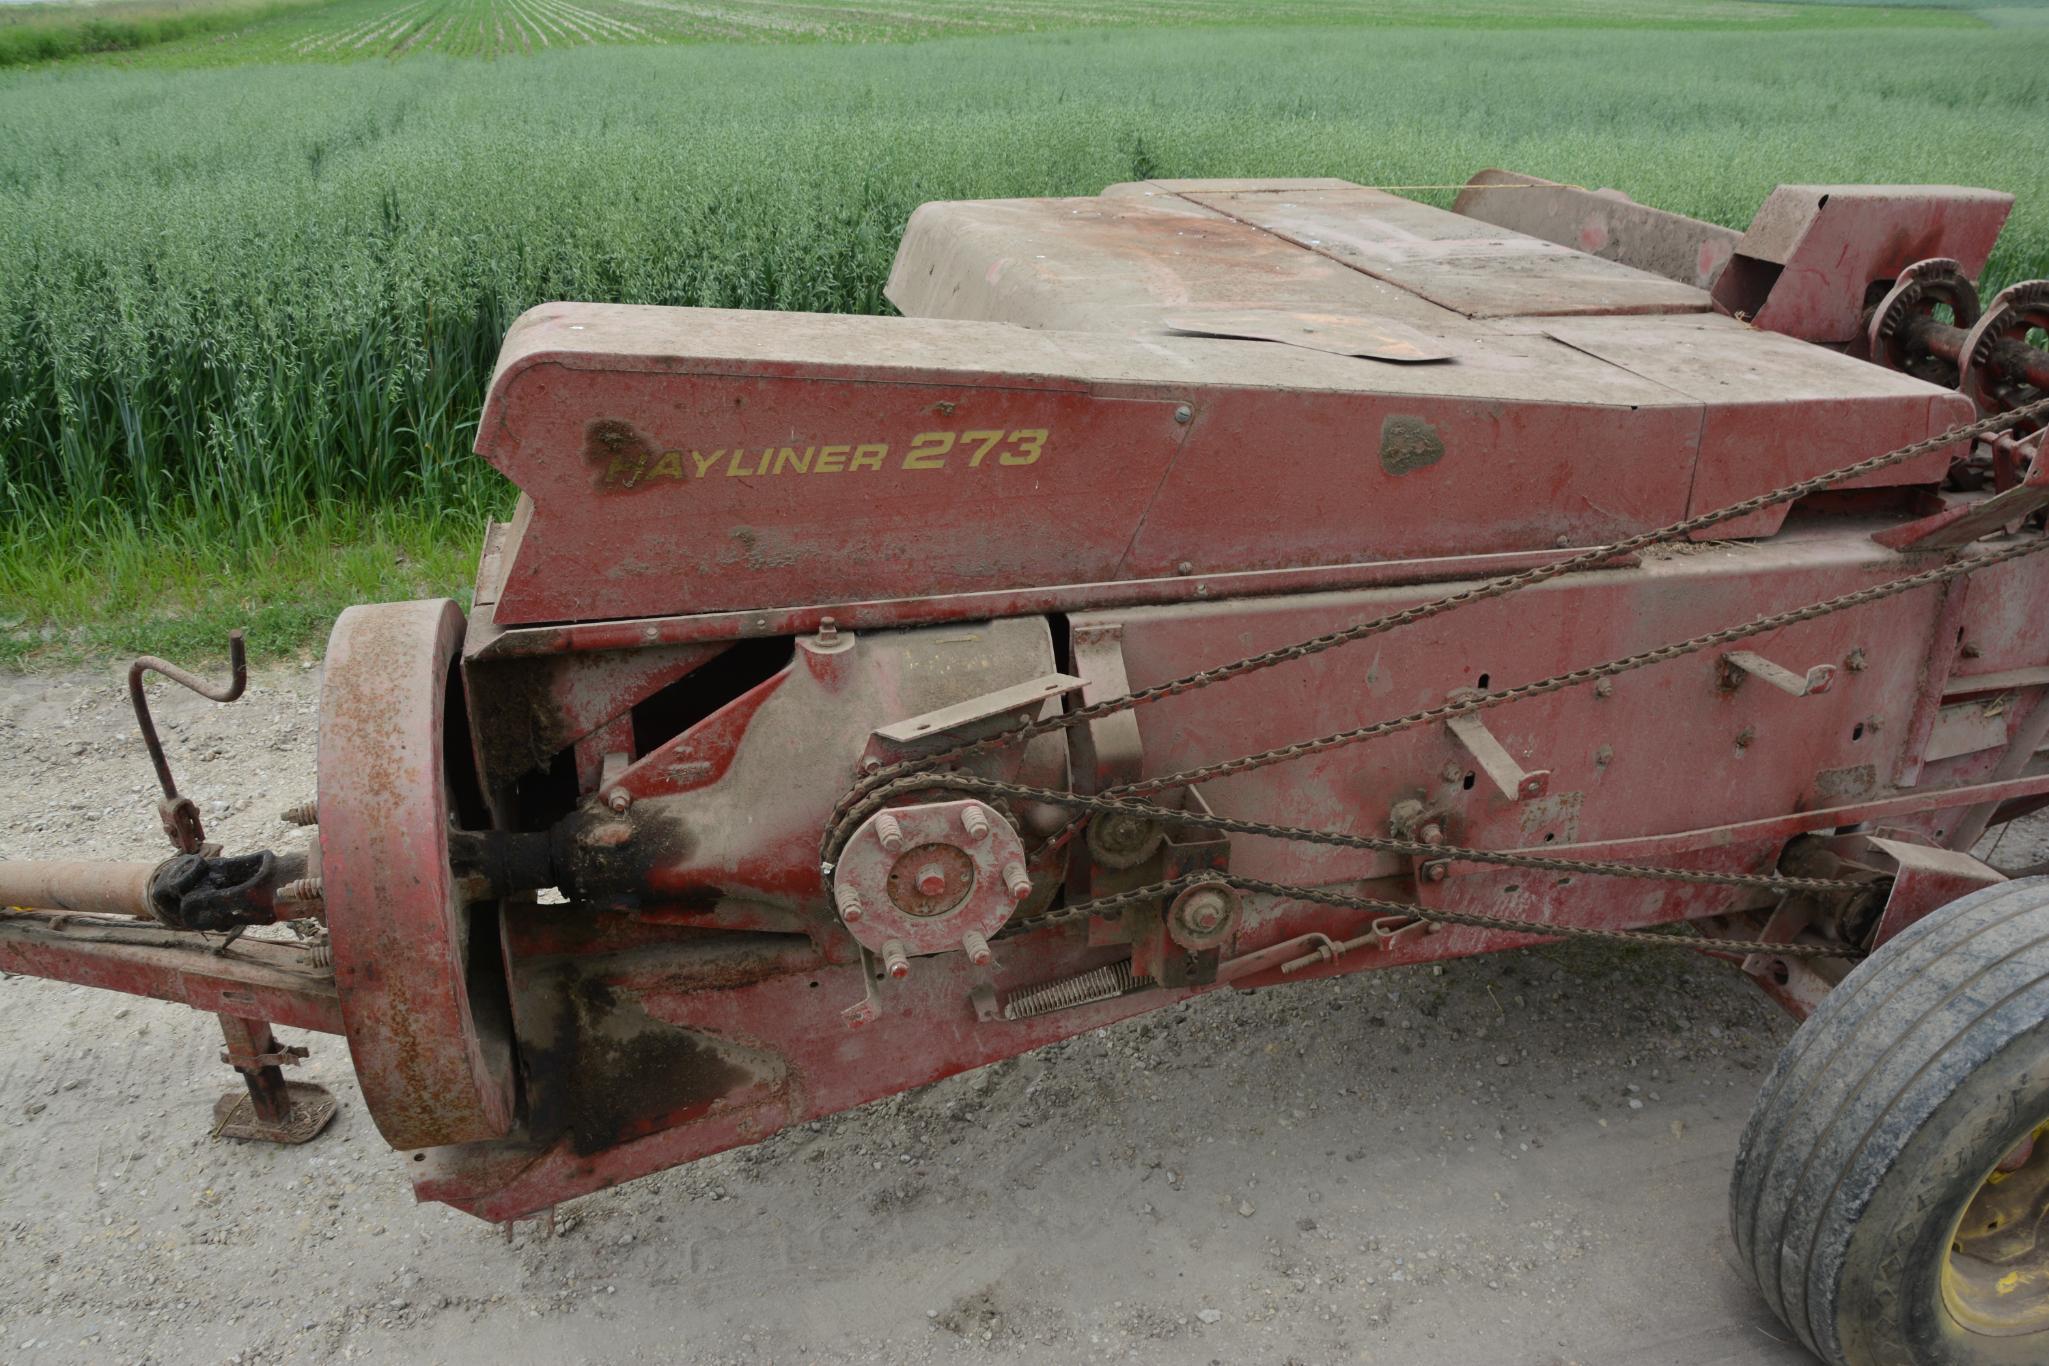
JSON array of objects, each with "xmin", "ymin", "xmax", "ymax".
[{"xmin": 0, "ymin": 859, "xmax": 162, "ymax": 917}]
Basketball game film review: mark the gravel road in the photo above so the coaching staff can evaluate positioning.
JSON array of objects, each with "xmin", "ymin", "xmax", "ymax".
[{"xmin": 7, "ymin": 664, "xmax": 1987, "ymax": 1366}]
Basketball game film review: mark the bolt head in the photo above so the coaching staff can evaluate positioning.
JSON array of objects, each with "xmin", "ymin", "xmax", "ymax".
[
  {"xmin": 915, "ymin": 865, "xmax": 948, "ymax": 898},
  {"xmin": 1173, "ymin": 403, "xmax": 1194, "ymax": 424},
  {"xmin": 605, "ymin": 788, "xmax": 631, "ymax": 813},
  {"xmin": 1425, "ymin": 863, "xmax": 1448, "ymax": 882},
  {"xmin": 1182, "ymin": 893, "xmax": 1227, "ymax": 933},
  {"xmin": 1419, "ymin": 823, "xmax": 1445, "ymax": 847},
  {"xmin": 887, "ymin": 959, "xmax": 910, "ymax": 980}
]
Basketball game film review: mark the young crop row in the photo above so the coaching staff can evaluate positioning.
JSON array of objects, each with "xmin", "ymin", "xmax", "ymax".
[
  {"xmin": 0, "ymin": 20, "xmax": 2044, "ymax": 607},
  {"xmin": 100, "ymin": 0, "xmax": 1976, "ymax": 67}
]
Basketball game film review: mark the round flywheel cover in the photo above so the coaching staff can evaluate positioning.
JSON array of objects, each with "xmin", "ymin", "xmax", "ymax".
[{"xmin": 318, "ymin": 599, "xmax": 515, "ymax": 1150}]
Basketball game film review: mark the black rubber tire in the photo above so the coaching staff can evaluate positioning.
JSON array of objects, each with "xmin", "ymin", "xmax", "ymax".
[{"xmin": 1731, "ymin": 876, "xmax": 2049, "ymax": 1365}]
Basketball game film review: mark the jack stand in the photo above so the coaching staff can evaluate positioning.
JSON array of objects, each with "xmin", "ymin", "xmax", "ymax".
[{"xmin": 212, "ymin": 1013, "xmax": 338, "ymax": 1144}]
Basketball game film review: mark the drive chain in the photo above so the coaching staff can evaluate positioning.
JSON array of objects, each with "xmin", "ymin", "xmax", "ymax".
[
  {"xmin": 819, "ymin": 397, "xmax": 2049, "ymax": 959},
  {"xmin": 1010, "ymin": 872, "xmax": 1859, "ymax": 959}
]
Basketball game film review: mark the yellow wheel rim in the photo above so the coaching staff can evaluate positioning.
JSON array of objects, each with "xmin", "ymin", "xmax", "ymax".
[{"xmin": 1944, "ymin": 1118, "xmax": 2049, "ymax": 1338}]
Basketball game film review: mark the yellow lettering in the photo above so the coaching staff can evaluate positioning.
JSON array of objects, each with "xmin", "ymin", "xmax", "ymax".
[
  {"xmin": 850, "ymin": 443, "xmax": 888, "ymax": 472},
  {"xmin": 691, "ymin": 450, "xmax": 724, "ymax": 478},
  {"xmin": 649, "ymin": 450, "xmax": 685, "ymax": 482},
  {"xmin": 604, "ymin": 452, "xmax": 647, "ymax": 488},
  {"xmin": 960, "ymin": 430, "xmax": 1005, "ymax": 468},
  {"xmin": 727, "ymin": 449, "xmax": 763, "ymax": 477},
  {"xmin": 814, "ymin": 445, "xmax": 847, "ymax": 474},
  {"xmin": 1001, "ymin": 429, "xmax": 1048, "ymax": 466},
  {"xmin": 904, "ymin": 431, "xmax": 955, "ymax": 471},
  {"xmin": 773, "ymin": 446, "xmax": 813, "ymax": 475}
]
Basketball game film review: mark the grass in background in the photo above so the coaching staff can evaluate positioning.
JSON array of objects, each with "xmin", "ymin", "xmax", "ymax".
[
  {"xmin": 1, "ymin": 8, "xmax": 2045, "ymax": 663},
  {"xmin": 0, "ymin": 507, "xmax": 482, "ymax": 668},
  {"xmin": 0, "ymin": 0, "xmax": 329, "ymax": 67}
]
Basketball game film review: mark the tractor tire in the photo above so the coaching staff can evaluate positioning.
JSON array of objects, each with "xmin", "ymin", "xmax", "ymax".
[{"xmin": 1731, "ymin": 877, "xmax": 2049, "ymax": 1365}]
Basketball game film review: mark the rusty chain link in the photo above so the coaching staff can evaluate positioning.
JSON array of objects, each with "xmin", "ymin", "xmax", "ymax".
[
  {"xmin": 844, "ymin": 772, "xmax": 1862, "ymax": 893},
  {"xmin": 1007, "ymin": 872, "xmax": 1857, "ymax": 959},
  {"xmin": 820, "ymin": 396, "xmax": 2049, "ymax": 959},
  {"xmin": 827, "ymin": 394, "xmax": 2049, "ymax": 849}
]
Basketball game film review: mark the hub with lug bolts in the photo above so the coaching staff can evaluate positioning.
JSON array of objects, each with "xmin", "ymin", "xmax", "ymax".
[{"xmin": 830, "ymin": 800, "xmax": 1029, "ymax": 981}]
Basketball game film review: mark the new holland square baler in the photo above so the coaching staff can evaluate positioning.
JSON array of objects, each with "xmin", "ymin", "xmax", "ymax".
[{"xmin": 7, "ymin": 172, "xmax": 2049, "ymax": 1364}]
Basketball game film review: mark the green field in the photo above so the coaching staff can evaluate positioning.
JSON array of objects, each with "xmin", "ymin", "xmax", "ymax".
[
  {"xmin": 0, "ymin": 0, "xmax": 1982, "ymax": 68},
  {"xmin": 0, "ymin": 0, "xmax": 2045, "ymax": 664}
]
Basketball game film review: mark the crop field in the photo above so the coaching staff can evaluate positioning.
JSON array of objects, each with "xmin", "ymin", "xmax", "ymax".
[
  {"xmin": 0, "ymin": 0, "xmax": 2045, "ymax": 662},
  {"xmin": 5, "ymin": 0, "xmax": 1977, "ymax": 68}
]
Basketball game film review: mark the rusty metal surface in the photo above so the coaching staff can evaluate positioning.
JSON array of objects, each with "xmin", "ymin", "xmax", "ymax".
[
  {"xmin": 476, "ymin": 295, "xmax": 1961, "ymax": 628},
  {"xmin": 318, "ymin": 599, "xmax": 515, "ymax": 1149},
  {"xmin": 463, "ymin": 543, "xmax": 1624, "ymax": 659},
  {"xmin": 0, "ymin": 910, "xmax": 341, "ymax": 1033},
  {"xmin": 1159, "ymin": 308, "xmax": 1450, "ymax": 362},
  {"xmin": 12, "ymin": 170, "xmax": 2049, "ymax": 1243},
  {"xmin": 1710, "ymin": 185, "xmax": 2012, "ymax": 349},
  {"xmin": 1182, "ymin": 186, "xmax": 1713, "ymax": 319},
  {"xmin": 1452, "ymin": 169, "xmax": 1741, "ymax": 289}
]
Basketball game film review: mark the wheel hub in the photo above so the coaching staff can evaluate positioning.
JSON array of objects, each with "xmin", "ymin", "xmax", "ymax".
[{"xmin": 1945, "ymin": 1117, "xmax": 2049, "ymax": 1338}]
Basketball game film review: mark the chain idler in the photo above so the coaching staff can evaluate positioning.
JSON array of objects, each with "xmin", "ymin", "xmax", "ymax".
[{"xmin": 831, "ymin": 800, "xmax": 1029, "ymax": 971}]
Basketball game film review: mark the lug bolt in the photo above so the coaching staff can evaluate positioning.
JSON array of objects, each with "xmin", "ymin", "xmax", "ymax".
[
  {"xmin": 605, "ymin": 787, "xmax": 632, "ymax": 813},
  {"xmin": 281, "ymin": 800, "xmax": 318, "ymax": 827},
  {"xmin": 882, "ymin": 940, "xmax": 911, "ymax": 979},
  {"xmin": 915, "ymin": 864, "xmax": 948, "ymax": 898},
  {"xmin": 961, "ymin": 931, "xmax": 994, "ymax": 967},
  {"xmin": 835, "ymin": 885, "xmax": 864, "ymax": 924},
  {"xmin": 1419, "ymin": 822, "xmax": 1445, "ymax": 847},
  {"xmin": 876, "ymin": 813, "xmax": 905, "ymax": 853},
  {"xmin": 961, "ymin": 806, "xmax": 991, "ymax": 840},
  {"xmin": 1003, "ymin": 862, "xmax": 1033, "ymax": 902}
]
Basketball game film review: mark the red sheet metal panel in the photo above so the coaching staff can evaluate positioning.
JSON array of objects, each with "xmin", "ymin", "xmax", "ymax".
[
  {"xmin": 1180, "ymin": 186, "xmax": 1714, "ymax": 318},
  {"xmin": 1537, "ymin": 315, "xmax": 1977, "ymax": 533},
  {"xmin": 886, "ymin": 190, "xmax": 1463, "ymax": 332},
  {"xmin": 477, "ymin": 294, "xmax": 1970, "ymax": 626},
  {"xmin": 475, "ymin": 303, "xmax": 1703, "ymax": 626},
  {"xmin": 1711, "ymin": 185, "xmax": 2013, "ymax": 349},
  {"xmin": 1452, "ymin": 169, "xmax": 1742, "ymax": 289},
  {"xmin": 1076, "ymin": 527, "xmax": 1954, "ymax": 895}
]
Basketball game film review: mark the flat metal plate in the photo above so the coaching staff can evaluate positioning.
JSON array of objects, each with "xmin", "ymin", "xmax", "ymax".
[
  {"xmin": 1162, "ymin": 309, "xmax": 1451, "ymax": 363},
  {"xmin": 1182, "ymin": 187, "xmax": 1713, "ymax": 319},
  {"xmin": 874, "ymin": 673, "xmax": 1082, "ymax": 744}
]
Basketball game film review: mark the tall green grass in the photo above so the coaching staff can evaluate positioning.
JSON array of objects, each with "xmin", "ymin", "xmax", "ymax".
[
  {"xmin": 1, "ymin": 18, "xmax": 2045, "ymax": 657},
  {"xmin": 0, "ymin": 0, "xmax": 330, "ymax": 68}
]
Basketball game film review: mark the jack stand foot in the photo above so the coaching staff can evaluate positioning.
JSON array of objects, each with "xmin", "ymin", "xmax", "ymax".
[{"xmin": 212, "ymin": 1079, "xmax": 338, "ymax": 1144}]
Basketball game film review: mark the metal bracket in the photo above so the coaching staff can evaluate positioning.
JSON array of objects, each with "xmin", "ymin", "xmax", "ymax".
[
  {"xmin": 1720, "ymin": 651, "xmax": 1837, "ymax": 697},
  {"xmin": 1873, "ymin": 431, "xmax": 2049, "ymax": 552},
  {"xmin": 1446, "ymin": 708, "xmax": 1549, "ymax": 800},
  {"xmin": 1862, "ymin": 836, "xmax": 2005, "ymax": 949},
  {"xmin": 871, "ymin": 673, "xmax": 1083, "ymax": 753},
  {"xmin": 221, "ymin": 1042, "xmax": 309, "ymax": 1072}
]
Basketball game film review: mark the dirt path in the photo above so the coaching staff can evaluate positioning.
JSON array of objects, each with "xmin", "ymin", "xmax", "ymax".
[{"xmin": 0, "ymin": 666, "xmax": 1915, "ymax": 1364}]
